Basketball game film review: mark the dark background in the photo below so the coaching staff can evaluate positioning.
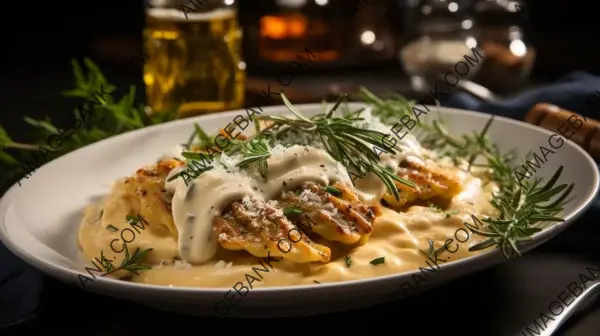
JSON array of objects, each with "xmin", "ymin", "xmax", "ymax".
[
  {"xmin": 3, "ymin": 0, "xmax": 600, "ymax": 335},
  {"xmin": 1, "ymin": 0, "xmax": 598, "ymax": 135}
]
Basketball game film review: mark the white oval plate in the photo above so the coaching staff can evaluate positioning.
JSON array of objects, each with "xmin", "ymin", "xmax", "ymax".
[{"xmin": 0, "ymin": 103, "xmax": 598, "ymax": 318}]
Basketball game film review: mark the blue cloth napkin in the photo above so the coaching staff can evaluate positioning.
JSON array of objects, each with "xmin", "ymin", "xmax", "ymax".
[
  {"xmin": 1, "ymin": 71, "xmax": 600, "ymax": 328},
  {"xmin": 444, "ymin": 71, "xmax": 600, "ymax": 120}
]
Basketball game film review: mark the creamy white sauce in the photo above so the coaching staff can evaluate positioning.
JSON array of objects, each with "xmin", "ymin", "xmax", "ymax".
[
  {"xmin": 165, "ymin": 145, "xmax": 353, "ymax": 265},
  {"xmin": 351, "ymin": 107, "xmax": 426, "ymax": 203},
  {"xmin": 166, "ymin": 170, "xmax": 261, "ymax": 264}
]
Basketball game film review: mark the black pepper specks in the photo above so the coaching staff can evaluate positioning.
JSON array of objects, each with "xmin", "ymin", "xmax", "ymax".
[
  {"xmin": 320, "ymin": 165, "xmax": 325, "ymax": 168},
  {"xmin": 141, "ymin": 190, "xmax": 147, "ymax": 196}
]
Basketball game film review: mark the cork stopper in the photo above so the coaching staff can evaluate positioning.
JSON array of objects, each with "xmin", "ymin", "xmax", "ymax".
[{"xmin": 524, "ymin": 103, "xmax": 600, "ymax": 159}]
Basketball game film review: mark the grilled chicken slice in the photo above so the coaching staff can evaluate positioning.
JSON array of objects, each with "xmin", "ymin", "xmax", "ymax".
[
  {"xmin": 278, "ymin": 182, "xmax": 382, "ymax": 246},
  {"xmin": 382, "ymin": 157, "xmax": 462, "ymax": 209},
  {"xmin": 118, "ymin": 158, "xmax": 184, "ymax": 237},
  {"xmin": 213, "ymin": 197, "xmax": 331, "ymax": 263}
]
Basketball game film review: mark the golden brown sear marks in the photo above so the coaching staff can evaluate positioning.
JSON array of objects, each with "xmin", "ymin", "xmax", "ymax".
[
  {"xmin": 279, "ymin": 182, "xmax": 382, "ymax": 246},
  {"xmin": 383, "ymin": 157, "xmax": 462, "ymax": 209},
  {"xmin": 122, "ymin": 159, "xmax": 184, "ymax": 237},
  {"xmin": 212, "ymin": 197, "xmax": 331, "ymax": 263}
]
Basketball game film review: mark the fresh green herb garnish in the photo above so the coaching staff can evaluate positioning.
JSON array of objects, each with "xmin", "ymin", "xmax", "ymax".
[
  {"xmin": 189, "ymin": 123, "xmax": 213, "ymax": 149},
  {"xmin": 369, "ymin": 257, "xmax": 385, "ymax": 265},
  {"xmin": 324, "ymin": 185, "xmax": 342, "ymax": 197},
  {"xmin": 100, "ymin": 245, "xmax": 153, "ymax": 277},
  {"xmin": 419, "ymin": 239, "xmax": 447, "ymax": 263},
  {"xmin": 0, "ymin": 58, "xmax": 179, "ymax": 189},
  {"xmin": 344, "ymin": 255, "xmax": 352, "ymax": 268},
  {"xmin": 236, "ymin": 139, "xmax": 271, "ymax": 178},
  {"xmin": 106, "ymin": 224, "xmax": 119, "ymax": 232},
  {"xmin": 126, "ymin": 215, "xmax": 139, "ymax": 224},
  {"xmin": 357, "ymin": 87, "xmax": 415, "ymax": 124},
  {"xmin": 445, "ymin": 210, "xmax": 459, "ymax": 218},
  {"xmin": 258, "ymin": 93, "xmax": 415, "ymax": 201},
  {"xmin": 469, "ymin": 165, "xmax": 573, "ymax": 258},
  {"xmin": 167, "ymin": 151, "xmax": 215, "ymax": 185},
  {"xmin": 364, "ymin": 89, "xmax": 574, "ymax": 259},
  {"xmin": 423, "ymin": 118, "xmax": 572, "ymax": 258},
  {"xmin": 428, "ymin": 203, "xmax": 443, "ymax": 213},
  {"xmin": 284, "ymin": 206, "xmax": 303, "ymax": 216},
  {"xmin": 428, "ymin": 203, "xmax": 459, "ymax": 218}
]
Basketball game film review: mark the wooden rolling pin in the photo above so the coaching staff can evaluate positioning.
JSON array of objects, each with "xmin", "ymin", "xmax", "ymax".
[{"xmin": 524, "ymin": 103, "xmax": 600, "ymax": 159}]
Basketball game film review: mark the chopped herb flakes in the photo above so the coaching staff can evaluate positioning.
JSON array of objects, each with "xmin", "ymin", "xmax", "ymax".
[
  {"xmin": 313, "ymin": 280, "xmax": 321, "ymax": 284},
  {"xmin": 428, "ymin": 203, "xmax": 443, "ymax": 213},
  {"xmin": 445, "ymin": 210, "xmax": 459, "ymax": 218},
  {"xmin": 284, "ymin": 206, "xmax": 303, "ymax": 216},
  {"xmin": 370, "ymin": 257, "xmax": 385, "ymax": 265},
  {"xmin": 323, "ymin": 185, "xmax": 342, "ymax": 196},
  {"xmin": 428, "ymin": 203, "xmax": 458, "ymax": 218},
  {"xmin": 106, "ymin": 224, "xmax": 119, "ymax": 232},
  {"xmin": 344, "ymin": 255, "xmax": 352, "ymax": 268}
]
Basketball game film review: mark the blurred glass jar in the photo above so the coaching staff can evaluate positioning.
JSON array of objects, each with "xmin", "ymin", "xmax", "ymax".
[
  {"xmin": 144, "ymin": 0, "xmax": 245, "ymax": 118},
  {"xmin": 469, "ymin": 0, "xmax": 535, "ymax": 93},
  {"xmin": 400, "ymin": 0, "xmax": 482, "ymax": 94}
]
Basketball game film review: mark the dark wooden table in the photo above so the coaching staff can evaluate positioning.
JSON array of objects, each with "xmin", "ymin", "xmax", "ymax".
[{"xmin": 1, "ymin": 64, "xmax": 599, "ymax": 336}]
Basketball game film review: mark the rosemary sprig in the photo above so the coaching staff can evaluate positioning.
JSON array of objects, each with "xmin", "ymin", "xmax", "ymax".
[
  {"xmin": 357, "ymin": 87, "xmax": 414, "ymax": 124},
  {"xmin": 185, "ymin": 123, "xmax": 213, "ymax": 149},
  {"xmin": 258, "ymin": 93, "xmax": 415, "ymax": 200},
  {"xmin": 367, "ymin": 92, "xmax": 575, "ymax": 259},
  {"xmin": 236, "ymin": 139, "xmax": 271, "ymax": 178},
  {"xmin": 0, "ymin": 58, "xmax": 179, "ymax": 189},
  {"xmin": 469, "ymin": 165, "xmax": 573, "ymax": 258},
  {"xmin": 171, "ymin": 93, "xmax": 418, "ymax": 199},
  {"xmin": 100, "ymin": 244, "xmax": 153, "ymax": 277},
  {"xmin": 419, "ymin": 239, "xmax": 448, "ymax": 263}
]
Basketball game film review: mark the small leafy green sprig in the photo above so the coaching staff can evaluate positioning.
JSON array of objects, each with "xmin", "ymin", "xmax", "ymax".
[
  {"xmin": 362, "ymin": 88, "xmax": 575, "ymax": 259},
  {"xmin": 469, "ymin": 165, "xmax": 573, "ymax": 258},
  {"xmin": 428, "ymin": 203, "xmax": 459, "ymax": 218},
  {"xmin": 237, "ymin": 139, "xmax": 272, "ymax": 178},
  {"xmin": 98, "ymin": 245, "xmax": 153, "ymax": 277},
  {"xmin": 256, "ymin": 93, "xmax": 415, "ymax": 200},
  {"xmin": 419, "ymin": 239, "xmax": 448, "ymax": 263},
  {"xmin": 0, "ymin": 58, "xmax": 178, "ymax": 189},
  {"xmin": 171, "ymin": 93, "xmax": 416, "ymax": 200}
]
